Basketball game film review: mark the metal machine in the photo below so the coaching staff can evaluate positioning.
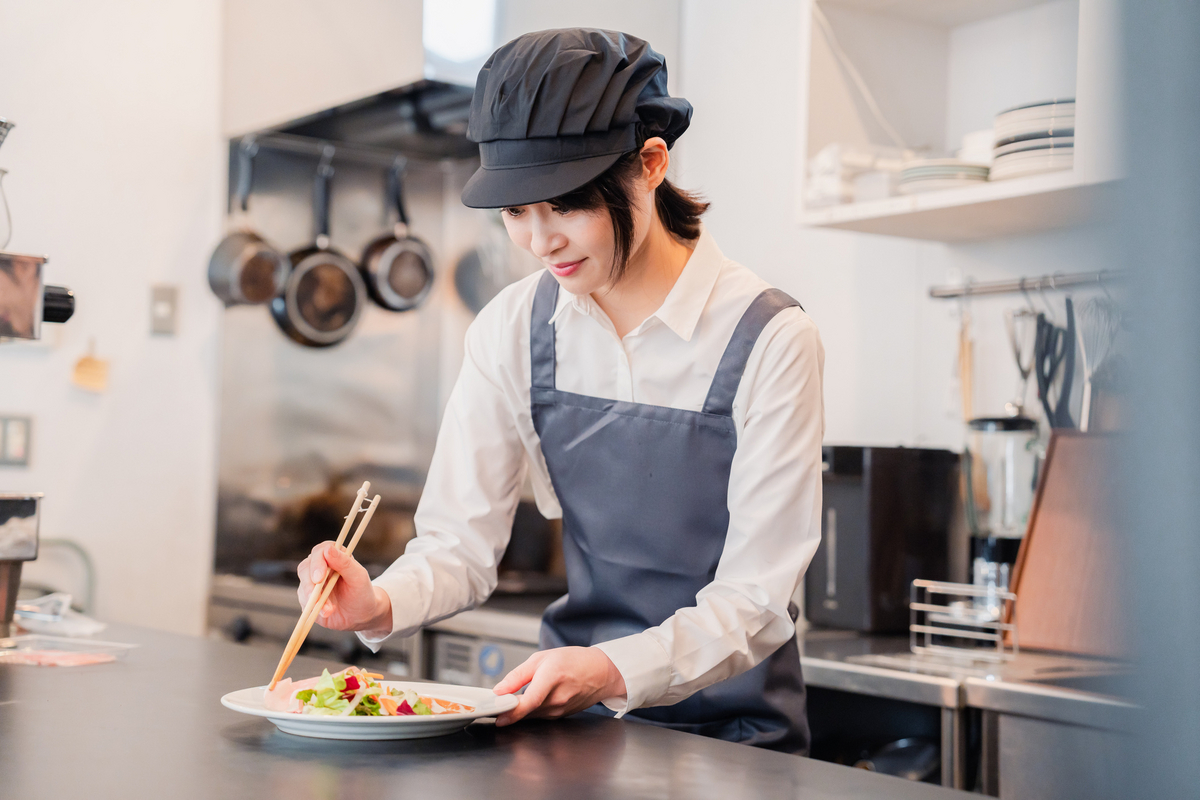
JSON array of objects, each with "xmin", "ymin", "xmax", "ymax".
[{"xmin": 0, "ymin": 118, "xmax": 76, "ymax": 635}]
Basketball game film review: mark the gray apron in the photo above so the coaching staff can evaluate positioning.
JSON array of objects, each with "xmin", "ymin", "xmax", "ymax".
[{"xmin": 530, "ymin": 271, "xmax": 810, "ymax": 754}]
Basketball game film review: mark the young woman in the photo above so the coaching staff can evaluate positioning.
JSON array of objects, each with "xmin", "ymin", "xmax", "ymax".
[{"xmin": 297, "ymin": 28, "xmax": 825, "ymax": 754}]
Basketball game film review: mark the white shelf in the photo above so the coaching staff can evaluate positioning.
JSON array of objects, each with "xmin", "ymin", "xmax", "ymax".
[
  {"xmin": 797, "ymin": 0, "xmax": 1122, "ymax": 242},
  {"xmin": 801, "ymin": 170, "xmax": 1116, "ymax": 242},
  {"xmin": 819, "ymin": 0, "xmax": 1050, "ymax": 28}
]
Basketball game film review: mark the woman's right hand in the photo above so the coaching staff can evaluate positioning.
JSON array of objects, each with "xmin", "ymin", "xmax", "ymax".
[{"xmin": 296, "ymin": 542, "xmax": 392, "ymax": 634}]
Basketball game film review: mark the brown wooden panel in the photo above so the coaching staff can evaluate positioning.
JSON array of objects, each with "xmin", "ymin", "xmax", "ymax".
[{"xmin": 1009, "ymin": 433, "xmax": 1128, "ymax": 657}]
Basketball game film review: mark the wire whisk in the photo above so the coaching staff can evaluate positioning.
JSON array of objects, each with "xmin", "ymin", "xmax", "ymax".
[{"xmin": 1077, "ymin": 296, "xmax": 1123, "ymax": 432}]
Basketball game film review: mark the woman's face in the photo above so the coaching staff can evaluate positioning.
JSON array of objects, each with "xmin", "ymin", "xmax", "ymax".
[
  {"xmin": 500, "ymin": 202, "xmax": 626, "ymax": 295},
  {"xmin": 499, "ymin": 141, "xmax": 662, "ymax": 296}
]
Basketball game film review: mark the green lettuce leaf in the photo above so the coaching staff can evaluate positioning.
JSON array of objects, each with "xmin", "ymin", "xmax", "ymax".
[{"xmin": 299, "ymin": 670, "xmax": 351, "ymax": 715}]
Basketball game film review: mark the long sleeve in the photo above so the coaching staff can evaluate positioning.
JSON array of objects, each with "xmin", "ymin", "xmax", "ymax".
[
  {"xmin": 357, "ymin": 303, "xmax": 530, "ymax": 650},
  {"xmin": 593, "ymin": 309, "xmax": 825, "ymax": 712}
]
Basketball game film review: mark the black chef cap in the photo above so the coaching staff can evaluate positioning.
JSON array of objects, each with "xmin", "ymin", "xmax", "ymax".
[{"xmin": 461, "ymin": 28, "xmax": 692, "ymax": 209}]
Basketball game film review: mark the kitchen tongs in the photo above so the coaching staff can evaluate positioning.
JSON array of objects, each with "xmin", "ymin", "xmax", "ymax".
[{"xmin": 268, "ymin": 481, "xmax": 380, "ymax": 690}]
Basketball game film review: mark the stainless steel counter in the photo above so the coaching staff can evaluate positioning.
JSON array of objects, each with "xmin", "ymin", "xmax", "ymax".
[
  {"xmin": 0, "ymin": 623, "xmax": 974, "ymax": 800},
  {"xmin": 962, "ymin": 671, "xmax": 1135, "ymax": 798},
  {"xmin": 796, "ymin": 629, "xmax": 1132, "ymax": 793},
  {"xmin": 210, "ymin": 576, "xmax": 1134, "ymax": 793}
]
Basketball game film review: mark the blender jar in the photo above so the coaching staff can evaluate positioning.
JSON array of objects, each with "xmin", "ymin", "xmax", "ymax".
[{"xmin": 964, "ymin": 416, "xmax": 1039, "ymax": 618}]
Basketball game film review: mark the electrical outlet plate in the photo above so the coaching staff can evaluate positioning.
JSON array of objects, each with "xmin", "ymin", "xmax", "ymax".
[
  {"xmin": 151, "ymin": 284, "xmax": 178, "ymax": 336},
  {"xmin": 0, "ymin": 416, "xmax": 32, "ymax": 466}
]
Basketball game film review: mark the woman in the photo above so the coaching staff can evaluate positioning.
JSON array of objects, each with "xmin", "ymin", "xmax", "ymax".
[{"xmin": 297, "ymin": 28, "xmax": 824, "ymax": 754}]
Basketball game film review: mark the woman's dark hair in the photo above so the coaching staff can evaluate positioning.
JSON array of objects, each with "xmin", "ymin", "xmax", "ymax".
[{"xmin": 546, "ymin": 148, "xmax": 709, "ymax": 283}]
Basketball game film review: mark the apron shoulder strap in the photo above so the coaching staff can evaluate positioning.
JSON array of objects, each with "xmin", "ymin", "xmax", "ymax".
[
  {"xmin": 530, "ymin": 270, "xmax": 560, "ymax": 390},
  {"xmin": 702, "ymin": 289, "xmax": 802, "ymax": 417}
]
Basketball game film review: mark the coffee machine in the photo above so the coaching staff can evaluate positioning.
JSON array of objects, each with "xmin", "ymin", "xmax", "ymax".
[
  {"xmin": 0, "ymin": 253, "xmax": 71, "ymax": 635},
  {"xmin": 805, "ymin": 445, "xmax": 960, "ymax": 633},
  {"xmin": 0, "ymin": 118, "xmax": 75, "ymax": 636}
]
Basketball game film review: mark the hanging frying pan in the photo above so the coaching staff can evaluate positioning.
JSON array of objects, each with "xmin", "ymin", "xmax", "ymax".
[
  {"xmin": 359, "ymin": 160, "xmax": 435, "ymax": 312},
  {"xmin": 208, "ymin": 139, "xmax": 290, "ymax": 306},
  {"xmin": 270, "ymin": 147, "xmax": 367, "ymax": 348}
]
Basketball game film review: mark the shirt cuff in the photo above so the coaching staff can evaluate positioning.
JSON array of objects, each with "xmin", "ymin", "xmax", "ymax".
[
  {"xmin": 354, "ymin": 572, "xmax": 425, "ymax": 653},
  {"xmin": 592, "ymin": 633, "xmax": 672, "ymax": 718}
]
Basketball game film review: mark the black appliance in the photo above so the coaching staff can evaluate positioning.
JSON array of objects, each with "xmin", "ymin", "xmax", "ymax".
[{"xmin": 805, "ymin": 445, "xmax": 959, "ymax": 633}]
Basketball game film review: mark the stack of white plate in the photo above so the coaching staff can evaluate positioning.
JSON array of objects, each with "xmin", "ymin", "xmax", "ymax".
[
  {"xmin": 898, "ymin": 158, "xmax": 990, "ymax": 194},
  {"xmin": 991, "ymin": 99, "xmax": 1075, "ymax": 180}
]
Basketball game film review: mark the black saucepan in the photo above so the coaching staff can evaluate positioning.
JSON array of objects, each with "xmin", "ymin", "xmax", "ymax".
[
  {"xmin": 359, "ymin": 161, "xmax": 435, "ymax": 312},
  {"xmin": 208, "ymin": 140, "xmax": 290, "ymax": 306},
  {"xmin": 270, "ymin": 149, "xmax": 366, "ymax": 348}
]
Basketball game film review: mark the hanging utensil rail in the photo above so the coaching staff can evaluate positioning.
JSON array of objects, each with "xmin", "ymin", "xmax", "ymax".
[
  {"xmin": 929, "ymin": 270, "xmax": 1124, "ymax": 299},
  {"xmin": 240, "ymin": 133, "xmax": 431, "ymax": 169}
]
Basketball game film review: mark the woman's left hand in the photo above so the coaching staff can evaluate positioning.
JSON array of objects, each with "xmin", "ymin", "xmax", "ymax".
[{"xmin": 492, "ymin": 646, "xmax": 627, "ymax": 727}]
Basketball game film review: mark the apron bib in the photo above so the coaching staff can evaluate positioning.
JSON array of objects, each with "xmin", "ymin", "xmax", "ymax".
[{"xmin": 529, "ymin": 271, "xmax": 810, "ymax": 754}]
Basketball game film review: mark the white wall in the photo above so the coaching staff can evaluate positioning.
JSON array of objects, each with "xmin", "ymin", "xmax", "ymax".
[
  {"xmin": 499, "ymin": 0, "xmax": 682, "ymax": 95},
  {"xmin": 222, "ymin": 0, "xmax": 425, "ymax": 136},
  {"xmin": 0, "ymin": 0, "xmax": 224, "ymax": 635}
]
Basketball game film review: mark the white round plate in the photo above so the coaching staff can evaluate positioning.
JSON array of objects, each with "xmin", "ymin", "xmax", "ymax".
[
  {"xmin": 901, "ymin": 158, "xmax": 988, "ymax": 170},
  {"xmin": 995, "ymin": 115, "xmax": 1074, "ymax": 135},
  {"xmin": 995, "ymin": 100, "xmax": 1075, "ymax": 123},
  {"xmin": 901, "ymin": 168, "xmax": 989, "ymax": 180},
  {"xmin": 994, "ymin": 126, "xmax": 1075, "ymax": 148},
  {"xmin": 995, "ymin": 119, "xmax": 1074, "ymax": 136},
  {"xmin": 997, "ymin": 97, "xmax": 1074, "ymax": 113},
  {"xmin": 898, "ymin": 176, "xmax": 988, "ymax": 194},
  {"xmin": 994, "ymin": 137, "xmax": 1075, "ymax": 158},
  {"xmin": 221, "ymin": 681, "xmax": 519, "ymax": 740},
  {"xmin": 989, "ymin": 152, "xmax": 1074, "ymax": 180}
]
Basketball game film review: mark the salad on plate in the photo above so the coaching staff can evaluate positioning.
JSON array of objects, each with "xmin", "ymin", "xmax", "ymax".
[{"xmin": 264, "ymin": 667, "xmax": 475, "ymax": 717}]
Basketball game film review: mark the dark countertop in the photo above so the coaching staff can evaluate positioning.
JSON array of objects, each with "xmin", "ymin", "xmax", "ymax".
[{"xmin": 0, "ymin": 623, "xmax": 973, "ymax": 800}]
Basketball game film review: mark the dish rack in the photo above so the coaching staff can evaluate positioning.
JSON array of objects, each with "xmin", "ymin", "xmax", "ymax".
[{"xmin": 910, "ymin": 579, "xmax": 1018, "ymax": 663}]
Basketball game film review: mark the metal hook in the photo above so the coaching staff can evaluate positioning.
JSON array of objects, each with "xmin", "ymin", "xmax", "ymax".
[
  {"xmin": 386, "ymin": 156, "xmax": 410, "ymax": 233},
  {"xmin": 956, "ymin": 277, "xmax": 973, "ymax": 320},
  {"xmin": 1037, "ymin": 277, "xmax": 1057, "ymax": 323},
  {"xmin": 313, "ymin": 144, "xmax": 336, "ymax": 248},
  {"xmin": 235, "ymin": 135, "xmax": 259, "ymax": 214},
  {"xmin": 1018, "ymin": 277, "xmax": 1036, "ymax": 314},
  {"xmin": 317, "ymin": 144, "xmax": 336, "ymax": 177}
]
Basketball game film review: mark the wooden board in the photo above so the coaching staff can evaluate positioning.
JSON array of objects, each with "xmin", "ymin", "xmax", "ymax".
[{"xmin": 1009, "ymin": 432, "xmax": 1128, "ymax": 657}]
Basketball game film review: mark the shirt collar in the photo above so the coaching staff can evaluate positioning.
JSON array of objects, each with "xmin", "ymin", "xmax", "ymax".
[
  {"xmin": 545, "ymin": 225, "xmax": 724, "ymax": 342},
  {"xmin": 648, "ymin": 225, "xmax": 723, "ymax": 342}
]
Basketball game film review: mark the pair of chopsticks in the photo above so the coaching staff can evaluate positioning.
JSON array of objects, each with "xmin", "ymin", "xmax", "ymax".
[{"xmin": 268, "ymin": 481, "xmax": 380, "ymax": 690}]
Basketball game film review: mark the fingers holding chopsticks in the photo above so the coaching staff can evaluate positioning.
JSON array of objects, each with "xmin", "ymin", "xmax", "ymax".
[{"xmin": 295, "ymin": 542, "xmax": 389, "ymax": 632}]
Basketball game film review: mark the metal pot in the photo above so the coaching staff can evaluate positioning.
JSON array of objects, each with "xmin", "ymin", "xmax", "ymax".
[
  {"xmin": 208, "ymin": 140, "xmax": 289, "ymax": 306},
  {"xmin": 455, "ymin": 215, "xmax": 516, "ymax": 315},
  {"xmin": 359, "ymin": 161, "xmax": 434, "ymax": 312},
  {"xmin": 270, "ymin": 148, "xmax": 366, "ymax": 348}
]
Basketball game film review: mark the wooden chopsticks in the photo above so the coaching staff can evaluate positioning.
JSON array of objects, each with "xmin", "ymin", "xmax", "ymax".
[{"xmin": 268, "ymin": 481, "xmax": 381, "ymax": 689}]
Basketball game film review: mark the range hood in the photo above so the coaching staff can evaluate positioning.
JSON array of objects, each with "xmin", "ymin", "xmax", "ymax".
[
  {"xmin": 233, "ymin": 0, "xmax": 501, "ymax": 163},
  {"xmin": 262, "ymin": 80, "xmax": 476, "ymax": 162}
]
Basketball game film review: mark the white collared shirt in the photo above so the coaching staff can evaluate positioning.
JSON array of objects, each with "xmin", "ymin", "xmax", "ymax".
[{"xmin": 361, "ymin": 228, "xmax": 825, "ymax": 714}]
